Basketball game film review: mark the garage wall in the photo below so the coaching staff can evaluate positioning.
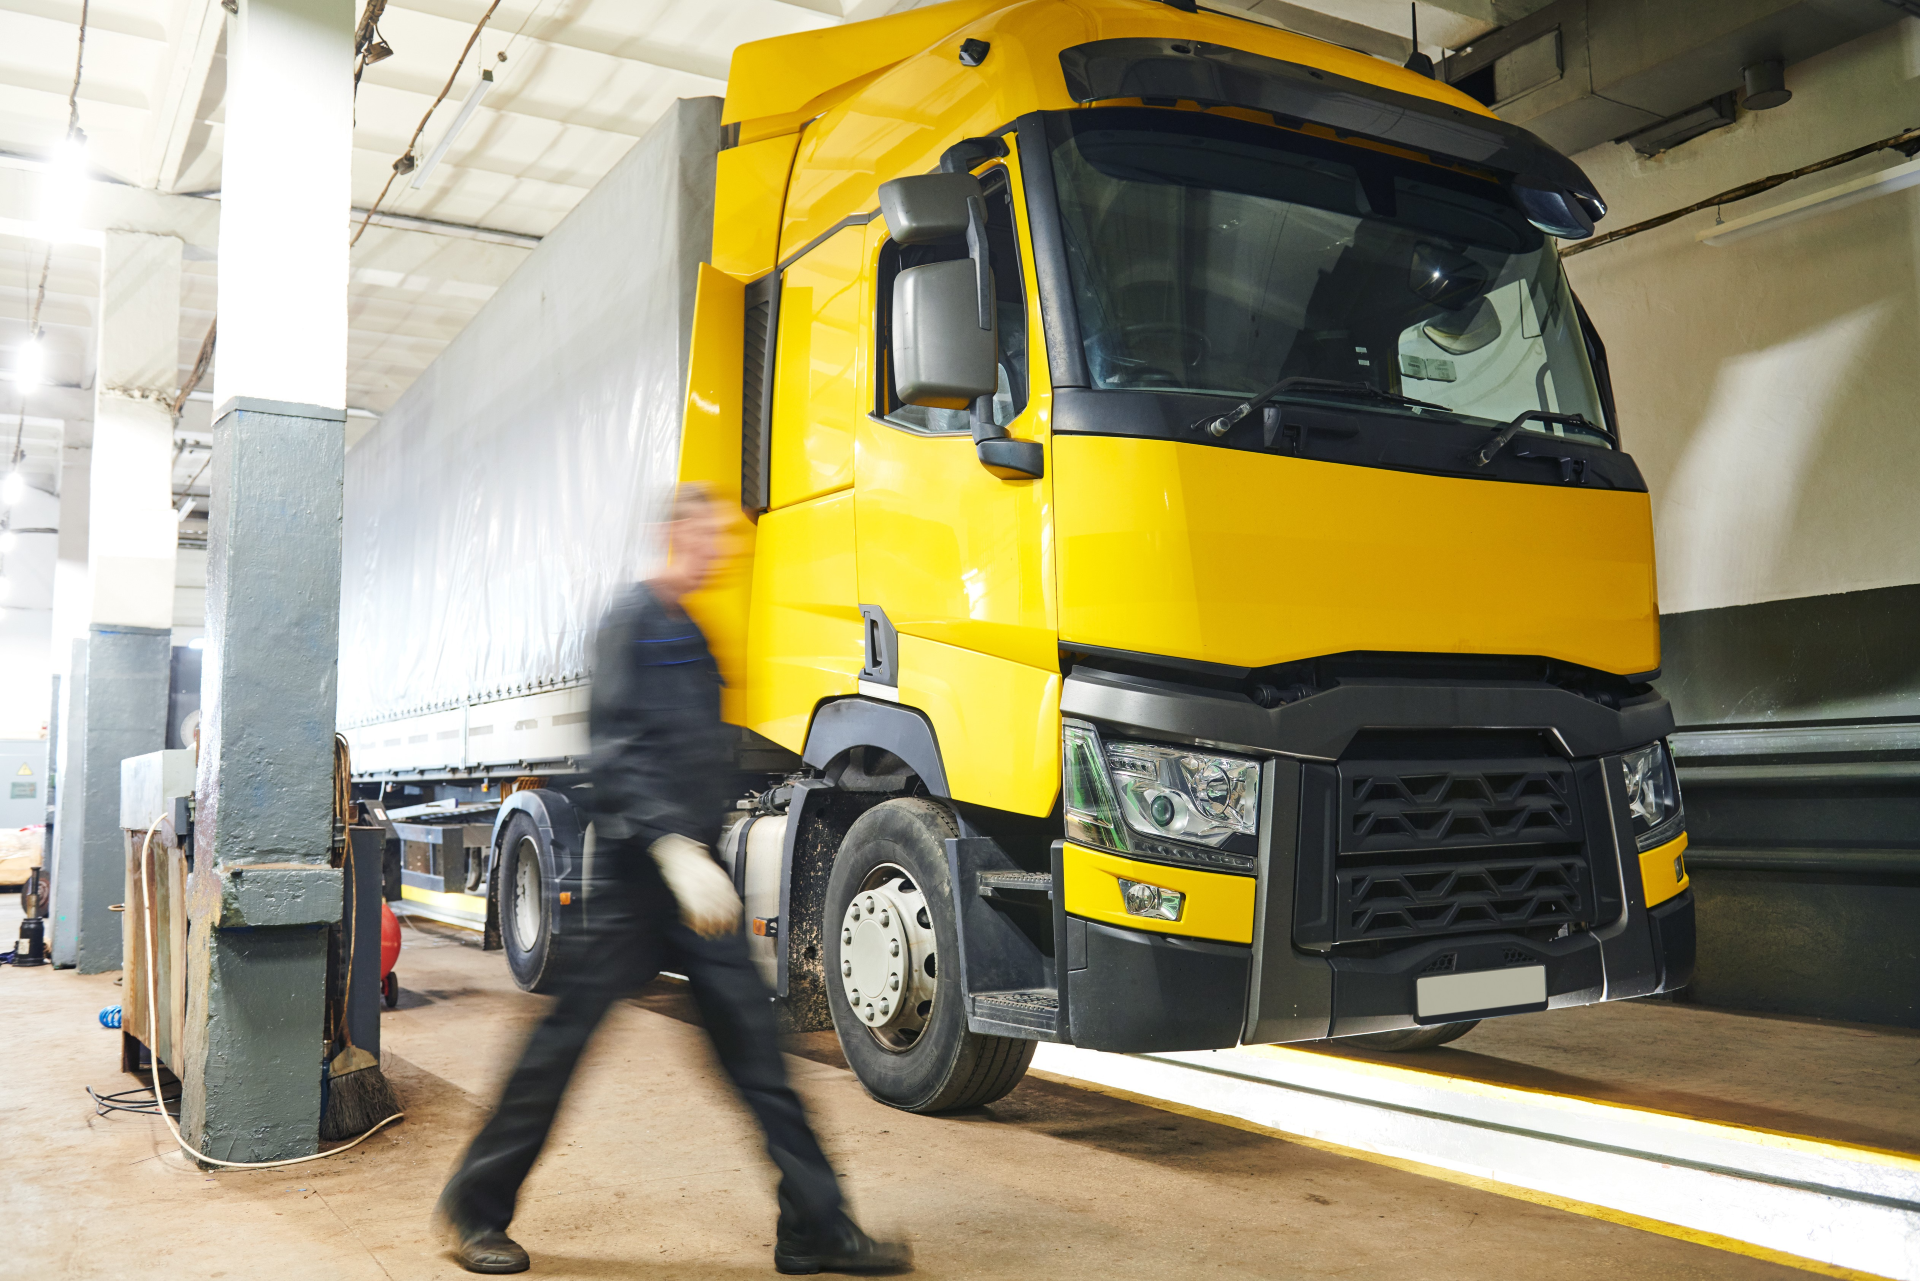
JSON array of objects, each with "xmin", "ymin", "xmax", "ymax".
[
  {"xmin": 1564, "ymin": 18, "xmax": 1920, "ymax": 1025},
  {"xmin": 1567, "ymin": 18, "xmax": 1920, "ymax": 620}
]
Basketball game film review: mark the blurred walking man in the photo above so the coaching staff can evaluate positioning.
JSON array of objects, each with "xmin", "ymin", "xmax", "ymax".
[{"xmin": 436, "ymin": 485, "xmax": 910, "ymax": 1276}]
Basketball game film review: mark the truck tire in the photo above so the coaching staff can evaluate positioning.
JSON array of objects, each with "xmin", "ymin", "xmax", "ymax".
[
  {"xmin": 825, "ymin": 798, "xmax": 1034, "ymax": 1113},
  {"xmin": 1334, "ymin": 1020, "xmax": 1479, "ymax": 1052},
  {"xmin": 498, "ymin": 812, "xmax": 559, "ymax": 994}
]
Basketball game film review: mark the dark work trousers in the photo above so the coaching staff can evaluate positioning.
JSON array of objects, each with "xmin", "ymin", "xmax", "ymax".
[{"xmin": 440, "ymin": 888, "xmax": 844, "ymax": 1236}]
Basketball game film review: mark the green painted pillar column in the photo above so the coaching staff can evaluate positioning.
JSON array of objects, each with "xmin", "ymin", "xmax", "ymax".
[{"xmin": 177, "ymin": 0, "xmax": 353, "ymax": 1164}]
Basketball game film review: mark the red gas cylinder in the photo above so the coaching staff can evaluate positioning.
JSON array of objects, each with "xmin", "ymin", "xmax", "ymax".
[{"xmin": 380, "ymin": 900, "xmax": 402, "ymax": 977}]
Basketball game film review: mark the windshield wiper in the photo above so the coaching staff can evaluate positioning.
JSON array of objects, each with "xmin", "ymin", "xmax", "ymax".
[
  {"xmin": 1193, "ymin": 377, "xmax": 1454, "ymax": 437},
  {"xmin": 1475, "ymin": 409, "xmax": 1615, "ymax": 467}
]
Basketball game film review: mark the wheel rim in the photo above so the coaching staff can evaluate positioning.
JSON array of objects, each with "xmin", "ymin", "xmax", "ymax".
[
  {"xmin": 512, "ymin": 837, "xmax": 541, "ymax": 950},
  {"xmin": 838, "ymin": 864, "xmax": 938, "ymax": 1052}
]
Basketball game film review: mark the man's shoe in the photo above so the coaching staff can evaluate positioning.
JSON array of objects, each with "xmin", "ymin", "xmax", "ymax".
[
  {"xmin": 433, "ymin": 1193, "xmax": 530, "ymax": 1275},
  {"xmin": 774, "ymin": 1215, "xmax": 912, "ymax": 1275},
  {"xmin": 449, "ymin": 1228, "xmax": 531, "ymax": 1275}
]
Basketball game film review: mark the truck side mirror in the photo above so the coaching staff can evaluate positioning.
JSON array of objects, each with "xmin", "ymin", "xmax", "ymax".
[
  {"xmin": 883, "ymin": 170, "xmax": 996, "ymax": 409},
  {"xmin": 891, "ymin": 260, "xmax": 998, "ymax": 409},
  {"xmin": 881, "ymin": 170, "xmax": 1043, "ymax": 480},
  {"xmin": 878, "ymin": 172, "xmax": 982, "ymax": 244}
]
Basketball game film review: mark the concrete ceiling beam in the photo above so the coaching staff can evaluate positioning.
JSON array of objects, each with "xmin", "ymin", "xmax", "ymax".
[
  {"xmin": 367, "ymin": 8, "xmax": 729, "ymax": 92},
  {"xmin": 139, "ymin": 0, "xmax": 228, "ymax": 193},
  {"xmin": 0, "ymin": 162, "xmax": 219, "ymax": 255}
]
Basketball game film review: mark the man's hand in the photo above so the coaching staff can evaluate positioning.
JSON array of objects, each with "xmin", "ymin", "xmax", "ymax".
[{"xmin": 649, "ymin": 834, "xmax": 741, "ymax": 937}]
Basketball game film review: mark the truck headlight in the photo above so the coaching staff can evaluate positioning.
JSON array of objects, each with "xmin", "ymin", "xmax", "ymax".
[
  {"xmin": 1063, "ymin": 722, "xmax": 1260, "ymax": 871},
  {"xmin": 1620, "ymin": 740, "xmax": 1683, "ymax": 851},
  {"xmin": 1105, "ymin": 741, "xmax": 1259, "ymax": 848}
]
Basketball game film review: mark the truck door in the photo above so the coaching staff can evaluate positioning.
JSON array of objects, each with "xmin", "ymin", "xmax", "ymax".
[
  {"xmin": 854, "ymin": 162, "xmax": 1060, "ymax": 816},
  {"xmin": 741, "ymin": 225, "xmax": 869, "ymax": 750}
]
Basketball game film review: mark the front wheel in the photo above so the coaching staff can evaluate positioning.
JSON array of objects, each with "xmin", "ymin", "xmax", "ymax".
[
  {"xmin": 825, "ymin": 798, "xmax": 1033, "ymax": 1113},
  {"xmin": 498, "ymin": 813, "xmax": 558, "ymax": 993}
]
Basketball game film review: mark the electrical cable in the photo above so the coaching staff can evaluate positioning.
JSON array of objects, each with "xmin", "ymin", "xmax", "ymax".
[
  {"xmin": 66, "ymin": 0, "xmax": 88, "ymax": 136},
  {"xmin": 1562, "ymin": 122, "xmax": 1920, "ymax": 258},
  {"xmin": 351, "ymin": 0, "xmax": 504, "ymax": 247},
  {"xmin": 169, "ymin": 320, "xmax": 217, "ymax": 420},
  {"xmin": 352, "ymin": 0, "xmax": 390, "ymax": 99},
  {"xmin": 88, "ymin": 1084, "xmax": 179, "ymax": 1119},
  {"xmin": 134, "ymin": 817, "xmax": 404, "ymax": 1169}
]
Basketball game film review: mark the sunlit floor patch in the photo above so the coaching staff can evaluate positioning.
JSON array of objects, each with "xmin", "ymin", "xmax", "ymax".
[{"xmin": 1032, "ymin": 1040, "xmax": 1920, "ymax": 1280}]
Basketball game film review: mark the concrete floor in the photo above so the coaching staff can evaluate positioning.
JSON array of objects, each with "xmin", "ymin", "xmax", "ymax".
[
  {"xmin": 1, "ymin": 902, "xmax": 1816, "ymax": 1280},
  {"xmin": 1317, "ymin": 995, "xmax": 1920, "ymax": 1154}
]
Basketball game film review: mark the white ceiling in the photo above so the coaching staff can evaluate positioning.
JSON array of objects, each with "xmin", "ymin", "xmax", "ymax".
[{"xmin": 0, "ymin": 0, "xmax": 1500, "ymax": 514}]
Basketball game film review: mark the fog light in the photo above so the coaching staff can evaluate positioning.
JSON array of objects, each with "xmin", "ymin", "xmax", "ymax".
[{"xmin": 1119, "ymin": 878, "xmax": 1183, "ymax": 922}]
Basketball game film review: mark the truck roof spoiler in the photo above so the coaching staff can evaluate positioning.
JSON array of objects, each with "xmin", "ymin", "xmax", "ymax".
[{"xmin": 1058, "ymin": 38, "xmax": 1606, "ymax": 239}]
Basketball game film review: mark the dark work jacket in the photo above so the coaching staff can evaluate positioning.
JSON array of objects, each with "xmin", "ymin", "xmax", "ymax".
[{"xmin": 588, "ymin": 583, "xmax": 736, "ymax": 889}]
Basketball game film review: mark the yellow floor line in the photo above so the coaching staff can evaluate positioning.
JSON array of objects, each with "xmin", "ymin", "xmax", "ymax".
[
  {"xmin": 1234, "ymin": 1044, "xmax": 1920, "ymax": 1172},
  {"xmin": 1027, "ymin": 1067, "xmax": 1886, "ymax": 1282}
]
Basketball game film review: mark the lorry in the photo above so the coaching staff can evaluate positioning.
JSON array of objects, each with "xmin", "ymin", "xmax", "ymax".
[{"xmin": 341, "ymin": 0, "xmax": 1694, "ymax": 1115}]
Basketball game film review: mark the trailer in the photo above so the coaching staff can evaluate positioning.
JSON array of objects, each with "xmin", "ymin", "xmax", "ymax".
[{"xmin": 342, "ymin": 0, "xmax": 1693, "ymax": 1114}]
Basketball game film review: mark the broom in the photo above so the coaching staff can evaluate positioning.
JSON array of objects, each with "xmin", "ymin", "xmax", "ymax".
[
  {"xmin": 321, "ymin": 735, "xmax": 403, "ymax": 1141},
  {"xmin": 322, "ymin": 1041, "xmax": 402, "ymax": 1140}
]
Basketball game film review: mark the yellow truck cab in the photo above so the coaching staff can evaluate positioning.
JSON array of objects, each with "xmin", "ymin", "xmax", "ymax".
[{"xmin": 676, "ymin": 0, "xmax": 1692, "ymax": 1113}]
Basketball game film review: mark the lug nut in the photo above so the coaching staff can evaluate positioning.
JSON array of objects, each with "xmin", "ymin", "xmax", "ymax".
[
  {"xmin": 864, "ymin": 895, "xmax": 875, "ymax": 913},
  {"xmin": 889, "ymin": 973, "xmax": 899, "ymax": 991},
  {"xmin": 850, "ymin": 904, "xmax": 861, "ymax": 921},
  {"xmin": 842, "ymin": 928, "xmax": 852, "ymax": 945},
  {"xmin": 889, "ymin": 941, "xmax": 899, "ymax": 957},
  {"xmin": 879, "ymin": 909, "xmax": 890, "ymax": 926},
  {"xmin": 842, "ymin": 961, "xmax": 852, "ymax": 978},
  {"xmin": 850, "ymin": 988, "xmax": 860, "ymax": 1004},
  {"xmin": 879, "ymin": 998, "xmax": 891, "ymax": 1016}
]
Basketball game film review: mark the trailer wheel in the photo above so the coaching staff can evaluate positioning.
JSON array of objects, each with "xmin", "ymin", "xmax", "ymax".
[
  {"xmin": 498, "ymin": 812, "xmax": 558, "ymax": 993},
  {"xmin": 825, "ymin": 798, "xmax": 1034, "ymax": 1113},
  {"xmin": 1335, "ymin": 1020, "xmax": 1479, "ymax": 1052}
]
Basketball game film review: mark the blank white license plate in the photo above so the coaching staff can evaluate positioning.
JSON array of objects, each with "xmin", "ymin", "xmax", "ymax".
[{"xmin": 1416, "ymin": 965, "xmax": 1547, "ymax": 1018}]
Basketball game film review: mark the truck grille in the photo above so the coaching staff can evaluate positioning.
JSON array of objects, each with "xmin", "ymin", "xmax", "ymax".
[{"xmin": 1331, "ymin": 761, "xmax": 1591, "ymax": 944}]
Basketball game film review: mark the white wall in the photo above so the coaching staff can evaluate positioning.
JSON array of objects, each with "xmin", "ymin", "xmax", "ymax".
[
  {"xmin": 173, "ymin": 545, "xmax": 206, "ymax": 643},
  {"xmin": 0, "ymin": 482, "xmax": 59, "ymax": 739},
  {"xmin": 1565, "ymin": 20, "xmax": 1920, "ymax": 616}
]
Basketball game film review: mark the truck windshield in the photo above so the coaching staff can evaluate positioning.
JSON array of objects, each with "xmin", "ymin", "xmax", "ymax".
[{"xmin": 1047, "ymin": 108, "xmax": 1611, "ymax": 447}]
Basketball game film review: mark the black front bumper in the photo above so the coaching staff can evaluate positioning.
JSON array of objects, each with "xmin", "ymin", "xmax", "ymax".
[{"xmin": 1059, "ymin": 664, "xmax": 1694, "ymax": 1053}]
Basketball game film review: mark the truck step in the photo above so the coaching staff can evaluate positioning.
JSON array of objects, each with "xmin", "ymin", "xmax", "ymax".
[
  {"xmin": 971, "ymin": 987, "xmax": 1059, "ymax": 1035},
  {"xmin": 976, "ymin": 870, "xmax": 1053, "ymax": 898}
]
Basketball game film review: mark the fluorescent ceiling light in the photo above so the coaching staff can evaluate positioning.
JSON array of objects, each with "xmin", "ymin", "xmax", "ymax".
[{"xmin": 411, "ymin": 70, "xmax": 494, "ymax": 191}]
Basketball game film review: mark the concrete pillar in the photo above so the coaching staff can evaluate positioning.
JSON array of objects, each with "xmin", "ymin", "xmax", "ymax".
[
  {"xmin": 180, "ymin": 0, "xmax": 351, "ymax": 1163},
  {"xmin": 64, "ymin": 232, "xmax": 182, "ymax": 973},
  {"xmin": 48, "ymin": 420, "xmax": 90, "ymax": 967}
]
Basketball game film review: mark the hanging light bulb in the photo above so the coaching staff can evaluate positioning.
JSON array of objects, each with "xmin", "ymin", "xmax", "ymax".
[
  {"xmin": 14, "ymin": 336, "xmax": 43, "ymax": 387},
  {"xmin": 2, "ymin": 470, "xmax": 25, "ymax": 505}
]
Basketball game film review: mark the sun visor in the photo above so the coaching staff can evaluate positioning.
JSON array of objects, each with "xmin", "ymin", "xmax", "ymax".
[{"xmin": 1058, "ymin": 39, "xmax": 1605, "ymax": 240}]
